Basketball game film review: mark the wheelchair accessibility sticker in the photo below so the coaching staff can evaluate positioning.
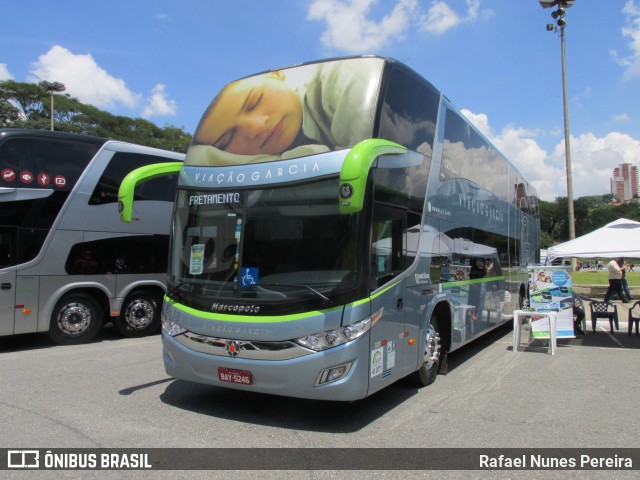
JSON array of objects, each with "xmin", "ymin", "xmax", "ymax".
[{"xmin": 241, "ymin": 268, "xmax": 259, "ymax": 288}]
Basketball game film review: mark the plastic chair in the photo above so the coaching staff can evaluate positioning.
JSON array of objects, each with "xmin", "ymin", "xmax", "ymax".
[
  {"xmin": 588, "ymin": 301, "xmax": 619, "ymax": 333},
  {"xmin": 627, "ymin": 301, "xmax": 640, "ymax": 336},
  {"xmin": 573, "ymin": 294, "xmax": 587, "ymax": 333}
]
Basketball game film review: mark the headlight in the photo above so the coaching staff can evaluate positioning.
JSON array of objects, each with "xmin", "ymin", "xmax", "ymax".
[
  {"xmin": 295, "ymin": 308, "xmax": 383, "ymax": 351},
  {"xmin": 161, "ymin": 310, "xmax": 186, "ymax": 336}
]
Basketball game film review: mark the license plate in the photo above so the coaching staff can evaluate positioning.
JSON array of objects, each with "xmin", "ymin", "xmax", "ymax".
[{"xmin": 218, "ymin": 367, "xmax": 253, "ymax": 385}]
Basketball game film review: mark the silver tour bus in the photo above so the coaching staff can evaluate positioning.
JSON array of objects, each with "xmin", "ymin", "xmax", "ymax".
[
  {"xmin": 119, "ymin": 56, "xmax": 540, "ymax": 400},
  {"xmin": 0, "ymin": 129, "xmax": 183, "ymax": 344}
]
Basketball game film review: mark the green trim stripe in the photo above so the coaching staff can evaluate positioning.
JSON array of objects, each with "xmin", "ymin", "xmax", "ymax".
[
  {"xmin": 370, "ymin": 280, "xmax": 402, "ymax": 300},
  {"xmin": 164, "ymin": 296, "xmax": 372, "ymax": 323},
  {"xmin": 442, "ymin": 275, "xmax": 505, "ymax": 289}
]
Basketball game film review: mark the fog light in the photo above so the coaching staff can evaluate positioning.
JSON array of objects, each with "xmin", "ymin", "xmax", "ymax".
[{"xmin": 316, "ymin": 362, "xmax": 352, "ymax": 385}]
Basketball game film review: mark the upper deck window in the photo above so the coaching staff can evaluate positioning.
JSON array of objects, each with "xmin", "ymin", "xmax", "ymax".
[
  {"xmin": 378, "ymin": 67, "xmax": 440, "ymax": 156},
  {"xmin": 89, "ymin": 152, "xmax": 179, "ymax": 205},
  {"xmin": 0, "ymin": 134, "xmax": 103, "ymax": 266},
  {"xmin": 0, "ymin": 135, "xmax": 100, "ymax": 191},
  {"xmin": 440, "ymin": 107, "xmax": 509, "ymax": 203}
]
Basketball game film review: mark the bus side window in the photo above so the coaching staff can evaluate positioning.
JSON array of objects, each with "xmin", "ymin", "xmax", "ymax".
[
  {"xmin": 371, "ymin": 204, "xmax": 405, "ymax": 287},
  {"xmin": 89, "ymin": 152, "xmax": 179, "ymax": 205},
  {"xmin": 378, "ymin": 67, "xmax": 439, "ymax": 154}
]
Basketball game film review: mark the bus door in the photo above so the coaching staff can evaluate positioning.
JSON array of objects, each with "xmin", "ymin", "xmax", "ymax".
[
  {"xmin": 0, "ymin": 269, "xmax": 16, "ymax": 336},
  {"xmin": 368, "ymin": 204, "xmax": 407, "ymax": 394}
]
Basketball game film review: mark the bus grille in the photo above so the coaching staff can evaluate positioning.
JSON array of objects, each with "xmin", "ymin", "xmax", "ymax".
[{"xmin": 174, "ymin": 331, "xmax": 313, "ymax": 360}]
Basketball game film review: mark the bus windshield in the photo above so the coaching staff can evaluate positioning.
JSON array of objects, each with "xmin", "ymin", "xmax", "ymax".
[{"xmin": 169, "ymin": 176, "xmax": 362, "ymax": 314}]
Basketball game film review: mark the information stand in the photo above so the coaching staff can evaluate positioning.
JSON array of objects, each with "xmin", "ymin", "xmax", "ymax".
[{"xmin": 527, "ymin": 265, "xmax": 575, "ymax": 339}]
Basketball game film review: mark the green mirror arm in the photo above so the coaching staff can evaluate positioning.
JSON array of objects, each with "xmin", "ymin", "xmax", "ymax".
[
  {"xmin": 118, "ymin": 162, "xmax": 182, "ymax": 222},
  {"xmin": 339, "ymin": 139, "xmax": 406, "ymax": 214}
]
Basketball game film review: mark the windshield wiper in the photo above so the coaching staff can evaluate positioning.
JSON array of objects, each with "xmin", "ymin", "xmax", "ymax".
[
  {"xmin": 257, "ymin": 283, "xmax": 331, "ymax": 305},
  {"xmin": 167, "ymin": 281, "xmax": 193, "ymax": 298}
]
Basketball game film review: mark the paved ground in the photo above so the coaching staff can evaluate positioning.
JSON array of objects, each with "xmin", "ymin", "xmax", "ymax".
[{"xmin": 1, "ymin": 305, "xmax": 639, "ymax": 479}]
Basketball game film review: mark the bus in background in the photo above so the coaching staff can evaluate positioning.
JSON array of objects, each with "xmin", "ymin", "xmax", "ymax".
[
  {"xmin": 0, "ymin": 129, "xmax": 183, "ymax": 344},
  {"xmin": 120, "ymin": 56, "xmax": 540, "ymax": 401}
]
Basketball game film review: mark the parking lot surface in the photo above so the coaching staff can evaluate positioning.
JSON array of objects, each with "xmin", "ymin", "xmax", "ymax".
[{"xmin": 1, "ymin": 310, "xmax": 639, "ymax": 479}]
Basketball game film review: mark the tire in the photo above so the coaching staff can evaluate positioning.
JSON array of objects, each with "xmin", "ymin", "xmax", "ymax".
[
  {"xmin": 113, "ymin": 290, "xmax": 161, "ymax": 338},
  {"xmin": 410, "ymin": 318, "xmax": 442, "ymax": 387},
  {"xmin": 49, "ymin": 293, "xmax": 103, "ymax": 345}
]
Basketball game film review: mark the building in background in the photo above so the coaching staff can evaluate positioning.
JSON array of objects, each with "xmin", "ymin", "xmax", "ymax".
[{"xmin": 611, "ymin": 163, "xmax": 639, "ymax": 202}]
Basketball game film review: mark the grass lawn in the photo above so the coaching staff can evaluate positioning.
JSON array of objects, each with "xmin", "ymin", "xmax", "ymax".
[{"xmin": 572, "ymin": 270, "xmax": 640, "ymax": 286}]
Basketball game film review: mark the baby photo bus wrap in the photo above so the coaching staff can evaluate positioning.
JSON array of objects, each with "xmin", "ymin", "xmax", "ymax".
[{"xmin": 118, "ymin": 56, "xmax": 540, "ymax": 401}]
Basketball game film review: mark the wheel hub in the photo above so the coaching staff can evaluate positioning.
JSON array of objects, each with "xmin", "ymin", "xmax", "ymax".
[
  {"xmin": 125, "ymin": 300, "xmax": 154, "ymax": 330},
  {"xmin": 58, "ymin": 303, "xmax": 91, "ymax": 334},
  {"xmin": 424, "ymin": 325, "xmax": 441, "ymax": 369}
]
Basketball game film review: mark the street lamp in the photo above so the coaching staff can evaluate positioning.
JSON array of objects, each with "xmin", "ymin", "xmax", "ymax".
[
  {"xmin": 38, "ymin": 80, "xmax": 66, "ymax": 131},
  {"xmin": 539, "ymin": 0, "xmax": 576, "ymax": 243}
]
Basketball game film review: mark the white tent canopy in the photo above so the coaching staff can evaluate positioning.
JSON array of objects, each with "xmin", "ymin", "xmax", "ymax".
[{"xmin": 547, "ymin": 218, "xmax": 640, "ymax": 261}]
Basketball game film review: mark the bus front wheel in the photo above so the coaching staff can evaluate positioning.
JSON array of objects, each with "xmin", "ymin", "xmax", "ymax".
[
  {"xmin": 114, "ymin": 290, "xmax": 161, "ymax": 337},
  {"xmin": 49, "ymin": 294, "xmax": 102, "ymax": 345},
  {"xmin": 410, "ymin": 318, "xmax": 442, "ymax": 387}
]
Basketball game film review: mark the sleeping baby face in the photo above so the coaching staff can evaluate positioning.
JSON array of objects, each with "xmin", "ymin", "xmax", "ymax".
[{"xmin": 194, "ymin": 73, "xmax": 303, "ymax": 155}]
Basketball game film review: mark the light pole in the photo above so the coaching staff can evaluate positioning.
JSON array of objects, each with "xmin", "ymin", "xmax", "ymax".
[
  {"xmin": 539, "ymin": 0, "xmax": 576, "ymax": 242},
  {"xmin": 38, "ymin": 80, "xmax": 66, "ymax": 131}
]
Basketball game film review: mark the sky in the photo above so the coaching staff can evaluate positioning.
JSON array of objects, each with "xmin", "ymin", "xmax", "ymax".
[{"xmin": 1, "ymin": 0, "xmax": 639, "ymax": 201}]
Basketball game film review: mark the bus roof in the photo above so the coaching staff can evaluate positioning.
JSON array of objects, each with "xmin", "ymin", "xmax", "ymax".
[{"xmin": 0, "ymin": 128, "xmax": 108, "ymax": 146}]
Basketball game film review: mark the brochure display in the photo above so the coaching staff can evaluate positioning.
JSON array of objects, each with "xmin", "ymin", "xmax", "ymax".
[{"xmin": 527, "ymin": 266, "xmax": 575, "ymax": 338}]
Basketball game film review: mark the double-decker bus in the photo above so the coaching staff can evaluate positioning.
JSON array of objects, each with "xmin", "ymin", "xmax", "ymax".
[
  {"xmin": 120, "ymin": 56, "xmax": 540, "ymax": 400},
  {"xmin": 0, "ymin": 129, "xmax": 183, "ymax": 344}
]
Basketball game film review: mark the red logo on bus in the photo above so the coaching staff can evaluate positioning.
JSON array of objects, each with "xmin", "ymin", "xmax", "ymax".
[
  {"xmin": 2, "ymin": 168, "xmax": 16, "ymax": 182},
  {"xmin": 37, "ymin": 173, "xmax": 51, "ymax": 186},
  {"xmin": 19, "ymin": 171, "xmax": 34, "ymax": 184},
  {"xmin": 53, "ymin": 175, "xmax": 67, "ymax": 187}
]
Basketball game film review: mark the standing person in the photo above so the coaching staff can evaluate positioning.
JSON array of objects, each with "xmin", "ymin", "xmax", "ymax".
[
  {"xmin": 604, "ymin": 258, "xmax": 630, "ymax": 302},
  {"xmin": 573, "ymin": 296, "xmax": 585, "ymax": 335}
]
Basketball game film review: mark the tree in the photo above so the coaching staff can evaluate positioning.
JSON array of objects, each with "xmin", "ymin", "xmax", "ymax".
[
  {"xmin": 0, "ymin": 80, "xmax": 191, "ymax": 152},
  {"xmin": 0, "ymin": 97, "xmax": 21, "ymax": 125},
  {"xmin": 538, "ymin": 199, "xmax": 563, "ymax": 244},
  {"xmin": 0, "ymin": 80, "xmax": 47, "ymax": 124}
]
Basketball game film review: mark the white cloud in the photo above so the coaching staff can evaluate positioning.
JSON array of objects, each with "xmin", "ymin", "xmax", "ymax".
[
  {"xmin": 28, "ymin": 45, "xmax": 140, "ymax": 109},
  {"xmin": 141, "ymin": 83, "xmax": 177, "ymax": 118},
  {"xmin": 421, "ymin": 1, "xmax": 461, "ymax": 34},
  {"xmin": 613, "ymin": 113, "xmax": 631, "ymax": 122},
  {"xmin": 420, "ymin": 0, "xmax": 490, "ymax": 35},
  {"xmin": 559, "ymin": 132, "xmax": 640, "ymax": 198},
  {"xmin": 611, "ymin": 0, "xmax": 640, "ymax": 80},
  {"xmin": 0, "ymin": 63, "xmax": 13, "ymax": 80},
  {"xmin": 307, "ymin": 0, "xmax": 492, "ymax": 52},
  {"xmin": 25, "ymin": 45, "xmax": 176, "ymax": 118},
  {"xmin": 307, "ymin": 0, "xmax": 417, "ymax": 53},
  {"xmin": 460, "ymin": 109, "xmax": 492, "ymax": 137},
  {"xmin": 496, "ymin": 127, "xmax": 563, "ymax": 202},
  {"xmin": 461, "ymin": 109, "xmax": 640, "ymax": 201}
]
